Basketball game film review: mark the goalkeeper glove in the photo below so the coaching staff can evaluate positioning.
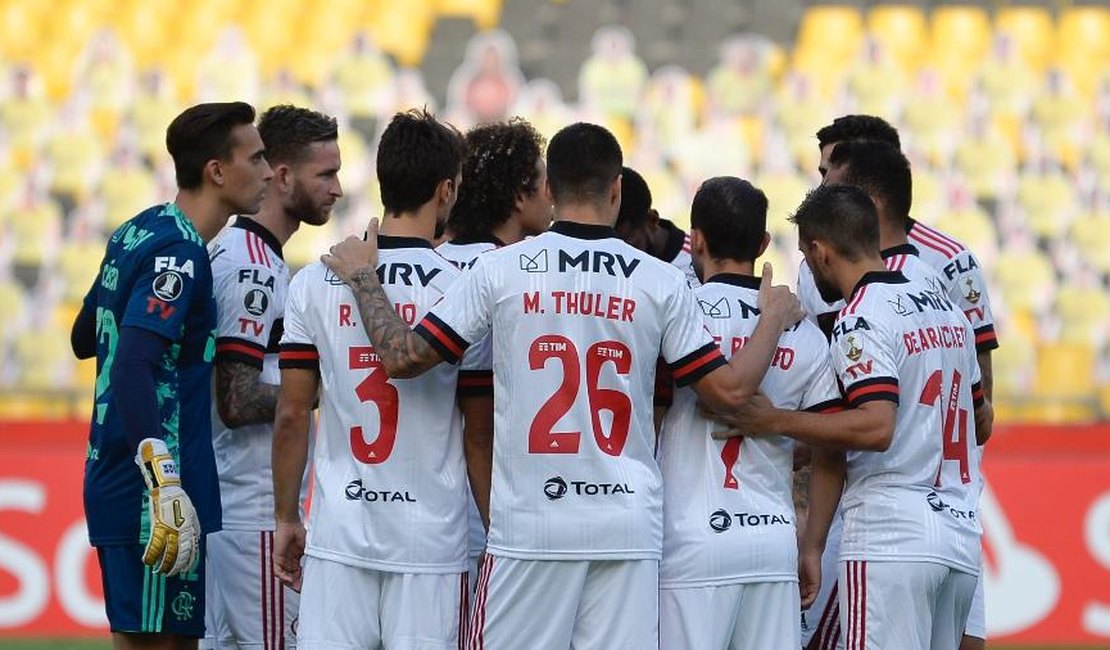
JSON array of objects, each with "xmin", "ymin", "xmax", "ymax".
[{"xmin": 134, "ymin": 438, "xmax": 200, "ymax": 576}]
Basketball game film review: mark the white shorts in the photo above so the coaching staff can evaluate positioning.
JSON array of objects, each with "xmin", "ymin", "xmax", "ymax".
[
  {"xmin": 298, "ymin": 556, "xmax": 468, "ymax": 650},
  {"xmin": 468, "ymin": 555, "xmax": 657, "ymax": 650},
  {"xmin": 964, "ymin": 574, "xmax": 985, "ymax": 640},
  {"xmin": 802, "ymin": 513, "xmax": 843, "ymax": 650},
  {"xmin": 660, "ymin": 581, "xmax": 800, "ymax": 650},
  {"xmin": 203, "ymin": 530, "xmax": 299, "ymax": 649},
  {"xmin": 838, "ymin": 561, "xmax": 977, "ymax": 650}
]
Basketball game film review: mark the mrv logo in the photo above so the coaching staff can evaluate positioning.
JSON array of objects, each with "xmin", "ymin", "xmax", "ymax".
[
  {"xmin": 345, "ymin": 479, "xmax": 416, "ymax": 503},
  {"xmin": 543, "ymin": 476, "xmax": 635, "ymax": 500},
  {"xmin": 709, "ymin": 508, "xmax": 792, "ymax": 533}
]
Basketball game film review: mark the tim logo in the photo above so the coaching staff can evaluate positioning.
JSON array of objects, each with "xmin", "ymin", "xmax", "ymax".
[
  {"xmin": 709, "ymin": 509, "xmax": 732, "ymax": 533},
  {"xmin": 520, "ymin": 249, "xmax": 548, "ymax": 273},
  {"xmin": 544, "ymin": 476, "xmax": 568, "ymax": 500}
]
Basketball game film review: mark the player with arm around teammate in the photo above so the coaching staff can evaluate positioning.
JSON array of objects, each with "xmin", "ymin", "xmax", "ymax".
[
  {"xmin": 657, "ymin": 176, "xmax": 845, "ymax": 650},
  {"xmin": 204, "ymin": 105, "xmax": 341, "ymax": 650},
  {"xmin": 723, "ymin": 184, "xmax": 991, "ymax": 650},
  {"xmin": 70, "ymin": 102, "xmax": 272, "ymax": 650},
  {"xmin": 271, "ymin": 109, "xmax": 486, "ymax": 649},
  {"xmin": 320, "ymin": 122, "xmax": 803, "ymax": 649}
]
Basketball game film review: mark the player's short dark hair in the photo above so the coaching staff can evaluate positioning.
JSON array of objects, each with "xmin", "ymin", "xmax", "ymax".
[
  {"xmin": 828, "ymin": 140, "xmax": 912, "ymax": 224},
  {"xmin": 816, "ymin": 114, "xmax": 901, "ymax": 150},
  {"xmin": 257, "ymin": 105, "xmax": 338, "ymax": 166},
  {"xmin": 376, "ymin": 109, "xmax": 466, "ymax": 215},
  {"xmin": 449, "ymin": 118, "xmax": 546, "ymax": 239},
  {"xmin": 790, "ymin": 184, "xmax": 879, "ymax": 262},
  {"xmin": 166, "ymin": 102, "xmax": 257, "ymax": 190},
  {"xmin": 546, "ymin": 123, "xmax": 622, "ymax": 206},
  {"xmin": 690, "ymin": 177, "xmax": 768, "ymax": 263},
  {"xmin": 615, "ymin": 166, "xmax": 652, "ymax": 230}
]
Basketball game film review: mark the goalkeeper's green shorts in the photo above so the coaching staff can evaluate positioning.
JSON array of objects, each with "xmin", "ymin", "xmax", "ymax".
[{"xmin": 96, "ymin": 539, "xmax": 207, "ymax": 637}]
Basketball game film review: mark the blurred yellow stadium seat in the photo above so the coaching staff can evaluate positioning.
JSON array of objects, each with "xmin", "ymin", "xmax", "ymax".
[
  {"xmin": 1056, "ymin": 284, "xmax": 1110, "ymax": 347},
  {"xmin": 994, "ymin": 5, "xmax": 1054, "ymax": 71},
  {"xmin": 1031, "ymin": 341, "xmax": 1098, "ymax": 423},
  {"xmin": 435, "ymin": 0, "xmax": 503, "ymax": 29},
  {"xmin": 866, "ymin": 5, "xmax": 926, "ymax": 71},
  {"xmin": 368, "ymin": 0, "xmax": 435, "ymax": 68},
  {"xmin": 1071, "ymin": 213, "xmax": 1110, "ymax": 275},
  {"xmin": 794, "ymin": 5, "xmax": 863, "ymax": 84},
  {"xmin": 929, "ymin": 5, "xmax": 990, "ymax": 95}
]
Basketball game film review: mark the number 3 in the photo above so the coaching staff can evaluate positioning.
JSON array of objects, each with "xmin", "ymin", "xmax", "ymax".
[{"xmin": 348, "ymin": 346, "xmax": 399, "ymax": 464}]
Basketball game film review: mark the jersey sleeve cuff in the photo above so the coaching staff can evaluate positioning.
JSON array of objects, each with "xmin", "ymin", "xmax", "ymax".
[
  {"xmin": 804, "ymin": 398, "xmax": 846, "ymax": 414},
  {"xmin": 457, "ymin": 369, "xmax": 493, "ymax": 397},
  {"xmin": 971, "ymin": 381, "xmax": 985, "ymax": 408},
  {"xmin": 844, "ymin": 377, "xmax": 899, "ymax": 407},
  {"xmin": 279, "ymin": 343, "xmax": 319, "ymax": 371},
  {"xmin": 973, "ymin": 326, "xmax": 999, "ymax": 353},
  {"xmin": 215, "ymin": 337, "xmax": 265, "ymax": 369},
  {"xmin": 669, "ymin": 342, "xmax": 728, "ymax": 387},
  {"xmin": 414, "ymin": 313, "xmax": 469, "ymax": 365}
]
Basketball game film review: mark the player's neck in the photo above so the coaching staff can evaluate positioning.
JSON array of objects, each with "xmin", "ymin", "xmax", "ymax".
[
  {"xmin": 248, "ymin": 201, "xmax": 298, "ymax": 246},
  {"xmin": 878, "ymin": 217, "xmax": 909, "ymax": 251},
  {"xmin": 173, "ymin": 190, "xmax": 231, "ymax": 242},
  {"xmin": 491, "ymin": 218, "xmax": 525, "ymax": 245},
  {"xmin": 837, "ymin": 257, "xmax": 890, "ymax": 301},
  {"xmin": 380, "ymin": 209, "xmax": 436, "ymax": 242},
  {"xmin": 701, "ymin": 257, "xmax": 754, "ymax": 280},
  {"xmin": 553, "ymin": 204, "xmax": 615, "ymax": 228}
]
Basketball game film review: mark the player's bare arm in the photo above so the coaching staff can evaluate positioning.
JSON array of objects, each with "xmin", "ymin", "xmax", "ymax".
[
  {"xmin": 271, "ymin": 367, "xmax": 316, "ymax": 591},
  {"xmin": 70, "ymin": 297, "xmax": 96, "ymax": 359},
  {"xmin": 321, "ymin": 220, "xmax": 443, "ymax": 378},
  {"xmin": 460, "ymin": 395, "xmax": 494, "ymax": 530},
  {"xmin": 214, "ymin": 360, "xmax": 281, "ymax": 428},
  {"xmin": 715, "ymin": 396, "xmax": 897, "ymax": 452},
  {"xmin": 974, "ymin": 397, "xmax": 993, "ymax": 446},
  {"xmin": 799, "ymin": 447, "xmax": 845, "ymax": 608},
  {"xmin": 692, "ymin": 264, "xmax": 805, "ymax": 412}
]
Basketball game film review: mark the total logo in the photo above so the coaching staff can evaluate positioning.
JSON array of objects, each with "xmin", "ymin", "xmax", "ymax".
[
  {"xmin": 925, "ymin": 490, "xmax": 977, "ymax": 521},
  {"xmin": 542, "ymin": 476, "xmax": 634, "ymax": 501},
  {"xmin": 344, "ymin": 479, "xmax": 416, "ymax": 503},
  {"xmin": 708, "ymin": 508, "xmax": 792, "ymax": 533}
]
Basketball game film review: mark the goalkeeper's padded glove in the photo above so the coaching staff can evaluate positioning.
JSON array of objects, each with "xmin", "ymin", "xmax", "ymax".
[{"xmin": 134, "ymin": 438, "xmax": 200, "ymax": 576}]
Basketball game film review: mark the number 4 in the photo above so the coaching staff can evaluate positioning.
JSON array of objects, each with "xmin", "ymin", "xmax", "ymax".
[{"xmin": 919, "ymin": 369, "xmax": 971, "ymax": 486}]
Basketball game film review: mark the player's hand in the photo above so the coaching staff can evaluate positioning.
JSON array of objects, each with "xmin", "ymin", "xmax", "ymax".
[
  {"xmin": 704, "ymin": 392, "xmax": 779, "ymax": 438},
  {"xmin": 322, "ymin": 218, "xmax": 380, "ymax": 284},
  {"xmin": 134, "ymin": 438, "xmax": 200, "ymax": 577},
  {"xmin": 799, "ymin": 546, "xmax": 822, "ymax": 609},
  {"xmin": 273, "ymin": 521, "xmax": 307, "ymax": 592},
  {"xmin": 757, "ymin": 262, "xmax": 804, "ymax": 330}
]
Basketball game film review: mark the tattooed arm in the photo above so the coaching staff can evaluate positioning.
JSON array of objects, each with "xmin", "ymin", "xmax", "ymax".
[
  {"xmin": 215, "ymin": 360, "xmax": 281, "ymax": 428},
  {"xmin": 322, "ymin": 220, "xmax": 445, "ymax": 379}
]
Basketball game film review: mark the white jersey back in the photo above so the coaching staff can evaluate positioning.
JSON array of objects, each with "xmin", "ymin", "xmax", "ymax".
[
  {"xmin": 830, "ymin": 271, "xmax": 984, "ymax": 574},
  {"xmin": 436, "ymin": 236, "xmax": 499, "ymax": 559},
  {"xmin": 907, "ymin": 219, "xmax": 999, "ymax": 353},
  {"xmin": 280, "ymin": 236, "xmax": 480, "ymax": 573},
  {"xmin": 798, "ymin": 244, "xmax": 946, "ymax": 327},
  {"xmin": 415, "ymin": 221, "xmax": 727, "ymax": 560},
  {"xmin": 208, "ymin": 217, "xmax": 297, "ymax": 530},
  {"xmin": 659, "ymin": 274, "xmax": 842, "ymax": 588}
]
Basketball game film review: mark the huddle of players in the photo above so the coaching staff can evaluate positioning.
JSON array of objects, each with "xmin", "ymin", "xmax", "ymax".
[{"xmin": 74, "ymin": 100, "xmax": 995, "ymax": 650}]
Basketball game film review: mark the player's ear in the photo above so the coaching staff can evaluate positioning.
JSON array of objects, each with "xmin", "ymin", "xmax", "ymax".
[
  {"xmin": 647, "ymin": 208, "xmax": 660, "ymax": 228},
  {"xmin": 689, "ymin": 228, "xmax": 706, "ymax": 256},
  {"xmin": 205, "ymin": 158, "xmax": 225, "ymax": 188},
  {"xmin": 610, "ymin": 174, "xmax": 622, "ymax": 209},
  {"xmin": 274, "ymin": 163, "xmax": 294, "ymax": 194},
  {"xmin": 756, "ymin": 231, "xmax": 770, "ymax": 258}
]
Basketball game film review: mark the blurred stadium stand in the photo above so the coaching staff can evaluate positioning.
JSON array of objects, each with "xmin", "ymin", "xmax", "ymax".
[{"xmin": 0, "ymin": 0, "xmax": 1106, "ymax": 424}]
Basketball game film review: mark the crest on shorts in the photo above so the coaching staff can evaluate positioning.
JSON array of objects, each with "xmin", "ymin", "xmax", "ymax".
[
  {"xmin": 845, "ymin": 335, "xmax": 863, "ymax": 362},
  {"xmin": 171, "ymin": 589, "xmax": 196, "ymax": 621}
]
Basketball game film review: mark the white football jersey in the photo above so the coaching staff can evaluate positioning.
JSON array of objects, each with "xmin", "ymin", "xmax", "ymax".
[
  {"xmin": 660, "ymin": 219, "xmax": 699, "ymax": 288},
  {"xmin": 830, "ymin": 271, "xmax": 984, "ymax": 574},
  {"xmin": 208, "ymin": 217, "xmax": 300, "ymax": 530},
  {"xmin": 798, "ymin": 244, "xmax": 947, "ymax": 330},
  {"xmin": 658, "ymin": 274, "xmax": 842, "ymax": 588},
  {"xmin": 280, "ymin": 236, "xmax": 486, "ymax": 573},
  {"xmin": 907, "ymin": 219, "xmax": 998, "ymax": 353},
  {"xmin": 415, "ymin": 221, "xmax": 727, "ymax": 561},
  {"xmin": 436, "ymin": 236, "xmax": 499, "ymax": 560}
]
